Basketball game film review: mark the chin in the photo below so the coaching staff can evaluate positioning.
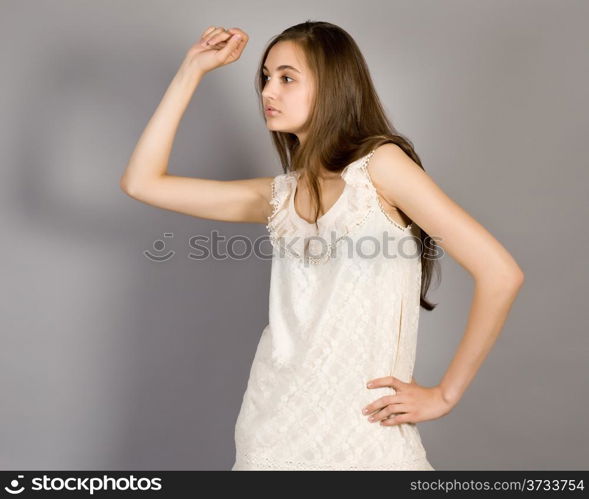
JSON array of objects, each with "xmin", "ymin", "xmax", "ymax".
[{"xmin": 267, "ymin": 125, "xmax": 289, "ymax": 133}]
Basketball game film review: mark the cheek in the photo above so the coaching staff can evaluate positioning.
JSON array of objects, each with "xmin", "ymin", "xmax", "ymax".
[
  {"xmin": 279, "ymin": 88, "xmax": 311, "ymax": 120},
  {"xmin": 292, "ymin": 89, "xmax": 312, "ymax": 112}
]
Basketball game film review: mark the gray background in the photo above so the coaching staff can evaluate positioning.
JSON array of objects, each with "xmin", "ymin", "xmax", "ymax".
[{"xmin": 1, "ymin": 0, "xmax": 587, "ymax": 470}]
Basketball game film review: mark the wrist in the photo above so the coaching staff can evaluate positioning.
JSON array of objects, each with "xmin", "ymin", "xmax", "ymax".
[{"xmin": 176, "ymin": 59, "xmax": 206, "ymax": 85}]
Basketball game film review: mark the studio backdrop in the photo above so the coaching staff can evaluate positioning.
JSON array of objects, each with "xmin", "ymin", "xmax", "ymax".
[{"xmin": 1, "ymin": 0, "xmax": 587, "ymax": 470}]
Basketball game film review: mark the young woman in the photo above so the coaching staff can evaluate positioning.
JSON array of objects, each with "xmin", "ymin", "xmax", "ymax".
[{"xmin": 121, "ymin": 21, "xmax": 524, "ymax": 471}]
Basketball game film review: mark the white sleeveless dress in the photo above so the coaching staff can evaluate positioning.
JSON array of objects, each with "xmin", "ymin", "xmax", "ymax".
[{"xmin": 232, "ymin": 149, "xmax": 435, "ymax": 471}]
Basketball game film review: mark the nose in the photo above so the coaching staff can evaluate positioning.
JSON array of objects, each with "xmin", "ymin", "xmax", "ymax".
[
  {"xmin": 261, "ymin": 88, "xmax": 275, "ymax": 103},
  {"xmin": 261, "ymin": 76, "xmax": 278, "ymax": 102}
]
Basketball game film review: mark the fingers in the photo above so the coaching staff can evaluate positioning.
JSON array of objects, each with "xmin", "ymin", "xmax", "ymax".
[
  {"xmin": 226, "ymin": 27, "xmax": 248, "ymax": 41},
  {"xmin": 364, "ymin": 400, "xmax": 410, "ymax": 425},
  {"xmin": 201, "ymin": 27, "xmax": 238, "ymax": 47},
  {"xmin": 369, "ymin": 403, "xmax": 409, "ymax": 424},
  {"xmin": 366, "ymin": 375, "xmax": 406, "ymax": 390},
  {"xmin": 200, "ymin": 26, "xmax": 226, "ymax": 47},
  {"xmin": 362, "ymin": 394, "xmax": 403, "ymax": 416},
  {"xmin": 218, "ymin": 31, "xmax": 244, "ymax": 57},
  {"xmin": 380, "ymin": 413, "xmax": 412, "ymax": 426},
  {"xmin": 200, "ymin": 26, "xmax": 248, "ymax": 48},
  {"xmin": 201, "ymin": 25, "xmax": 217, "ymax": 38}
]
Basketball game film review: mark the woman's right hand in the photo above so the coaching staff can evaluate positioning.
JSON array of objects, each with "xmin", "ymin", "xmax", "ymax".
[{"xmin": 184, "ymin": 25, "xmax": 248, "ymax": 76}]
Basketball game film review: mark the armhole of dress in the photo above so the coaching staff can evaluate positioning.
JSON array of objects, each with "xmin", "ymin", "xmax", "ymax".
[
  {"xmin": 359, "ymin": 150, "xmax": 413, "ymax": 233},
  {"xmin": 268, "ymin": 175, "xmax": 282, "ymax": 222}
]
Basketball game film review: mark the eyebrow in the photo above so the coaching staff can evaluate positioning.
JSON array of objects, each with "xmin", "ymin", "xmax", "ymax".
[{"xmin": 262, "ymin": 64, "xmax": 301, "ymax": 73}]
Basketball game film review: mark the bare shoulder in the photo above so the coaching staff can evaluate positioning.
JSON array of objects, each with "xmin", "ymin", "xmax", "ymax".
[
  {"xmin": 365, "ymin": 143, "xmax": 424, "ymax": 208},
  {"xmin": 362, "ymin": 143, "xmax": 424, "ymax": 224}
]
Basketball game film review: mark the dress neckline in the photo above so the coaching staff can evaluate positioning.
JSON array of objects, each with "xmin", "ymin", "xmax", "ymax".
[
  {"xmin": 290, "ymin": 171, "xmax": 348, "ymax": 226},
  {"xmin": 288, "ymin": 155, "xmax": 367, "ymax": 227}
]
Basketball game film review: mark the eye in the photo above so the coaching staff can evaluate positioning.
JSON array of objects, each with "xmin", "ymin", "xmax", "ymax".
[{"xmin": 262, "ymin": 74, "xmax": 294, "ymax": 83}]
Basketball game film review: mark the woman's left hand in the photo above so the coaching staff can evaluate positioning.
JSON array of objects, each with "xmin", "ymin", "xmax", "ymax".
[{"xmin": 362, "ymin": 376, "xmax": 454, "ymax": 426}]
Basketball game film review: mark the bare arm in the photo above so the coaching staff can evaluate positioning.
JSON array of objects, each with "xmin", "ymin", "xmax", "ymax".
[
  {"xmin": 120, "ymin": 27, "xmax": 273, "ymax": 224},
  {"xmin": 368, "ymin": 143, "xmax": 525, "ymax": 407}
]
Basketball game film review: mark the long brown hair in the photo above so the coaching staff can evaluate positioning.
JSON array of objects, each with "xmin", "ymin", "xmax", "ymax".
[{"xmin": 255, "ymin": 20, "xmax": 440, "ymax": 310}]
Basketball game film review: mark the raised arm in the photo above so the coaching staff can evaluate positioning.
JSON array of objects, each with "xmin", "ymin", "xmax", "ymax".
[{"xmin": 120, "ymin": 26, "xmax": 273, "ymax": 224}]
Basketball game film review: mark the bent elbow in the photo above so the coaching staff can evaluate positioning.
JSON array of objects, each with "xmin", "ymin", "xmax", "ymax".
[
  {"xmin": 120, "ymin": 175, "xmax": 139, "ymax": 198},
  {"xmin": 119, "ymin": 175, "xmax": 130, "ymax": 193},
  {"xmin": 479, "ymin": 264, "xmax": 525, "ymax": 292},
  {"xmin": 506, "ymin": 266, "xmax": 525, "ymax": 290},
  {"xmin": 516, "ymin": 268, "xmax": 525, "ymax": 287}
]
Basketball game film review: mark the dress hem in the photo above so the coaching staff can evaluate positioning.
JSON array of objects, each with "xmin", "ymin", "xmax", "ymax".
[{"xmin": 232, "ymin": 454, "xmax": 435, "ymax": 471}]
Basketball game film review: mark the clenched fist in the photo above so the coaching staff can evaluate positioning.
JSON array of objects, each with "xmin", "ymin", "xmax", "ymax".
[{"xmin": 184, "ymin": 25, "xmax": 249, "ymax": 75}]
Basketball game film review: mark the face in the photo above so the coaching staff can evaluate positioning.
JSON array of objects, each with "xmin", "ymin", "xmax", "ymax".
[{"xmin": 261, "ymin": 41, "xmax": 314, "ymax": 143}]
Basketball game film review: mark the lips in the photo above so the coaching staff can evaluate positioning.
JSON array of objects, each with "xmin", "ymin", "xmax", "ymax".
[{"xmin": 265, "ymin": 105, "xmax": 280, "ymax": 112}]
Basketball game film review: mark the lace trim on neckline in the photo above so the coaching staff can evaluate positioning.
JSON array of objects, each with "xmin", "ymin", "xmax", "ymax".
[{"xmin": 265, "ymin": 151, "xmax": 378, "ymax": 264}]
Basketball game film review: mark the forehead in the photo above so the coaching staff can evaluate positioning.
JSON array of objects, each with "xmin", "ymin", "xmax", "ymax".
[{"xmin": 263, "ymin": 41, "xmax": 307, "ymax": 73}]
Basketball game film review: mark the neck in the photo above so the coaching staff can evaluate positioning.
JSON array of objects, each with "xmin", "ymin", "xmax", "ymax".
[{"xmin": 299, "ymin": 169, "xmax": 341, "ymax": 182}]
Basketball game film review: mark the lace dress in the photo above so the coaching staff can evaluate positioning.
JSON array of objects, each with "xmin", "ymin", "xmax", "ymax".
[{"xmin": 231, "ymin": 149, "xmax": 434, "ymax": 471}]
